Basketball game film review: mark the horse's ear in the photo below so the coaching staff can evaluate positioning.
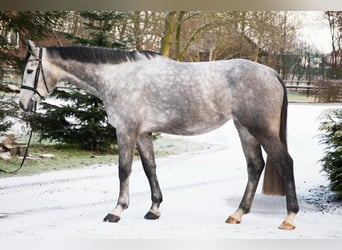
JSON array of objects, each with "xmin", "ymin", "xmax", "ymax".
[{"xmin": 26, "ymin": 40, "xmax": 38, "ymax": 56}]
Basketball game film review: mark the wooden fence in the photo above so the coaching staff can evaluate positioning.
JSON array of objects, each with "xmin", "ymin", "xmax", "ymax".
[{"xmin": 284, "ymin": 79, "xmax": 342, "ymax": 103}]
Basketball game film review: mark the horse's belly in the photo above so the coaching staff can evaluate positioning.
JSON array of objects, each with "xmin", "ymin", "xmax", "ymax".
[
  {"xmin": 142, "ymin": 91, "xmax": 233, "ymax": 135},
  {"xmin": 156, "ymin": 112, "xmax": 232, "ymax": 136}
]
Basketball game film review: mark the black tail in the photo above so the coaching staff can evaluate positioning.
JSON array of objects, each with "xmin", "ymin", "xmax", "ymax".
[{"xmin": 262, "ymin": 74, "xmax": 287, "ymax": 196}]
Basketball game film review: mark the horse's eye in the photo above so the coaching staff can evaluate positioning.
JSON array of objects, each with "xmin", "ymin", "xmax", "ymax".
[{"xmin": 27, "ymin": 69, "xmax": 34, "ymax": 74}]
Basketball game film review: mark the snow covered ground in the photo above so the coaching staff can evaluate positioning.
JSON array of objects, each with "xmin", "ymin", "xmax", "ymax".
[{"xmin": 0, "ymin": 103, "xmax": 341, "ymax": 239}]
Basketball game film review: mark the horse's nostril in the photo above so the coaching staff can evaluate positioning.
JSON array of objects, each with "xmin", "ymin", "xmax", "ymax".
[
  {"xmin": 19, "ymin": 101, "xmax": 26, "ymax": 111},
  {"xmin": 19, "ymin": 100, "xmax": 34, "ymax": 112}
]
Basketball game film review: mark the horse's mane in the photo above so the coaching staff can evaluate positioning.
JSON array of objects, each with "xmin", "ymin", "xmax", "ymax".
[{"xmin": 45, "ymin": 46, "xmax": 160, "ymax": 65}]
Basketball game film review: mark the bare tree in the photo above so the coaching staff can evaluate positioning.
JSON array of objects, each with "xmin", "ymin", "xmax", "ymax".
[{"xmin": 325, "ymin": 11, "xmax": 342, "ymax": 79}]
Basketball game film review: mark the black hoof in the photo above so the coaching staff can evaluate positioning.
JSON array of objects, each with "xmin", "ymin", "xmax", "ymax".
[
  {"xmin": 144, "ymin": 211, "xmax": 160, "ymax": 220},
  {"xmin": 103, "ymin": 213, "xmax": 120, "ymax": 222}
]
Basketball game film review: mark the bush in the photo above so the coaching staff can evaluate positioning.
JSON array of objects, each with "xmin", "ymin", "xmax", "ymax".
[
  {"xmin": 319, "ymin": 109, "xmax": 342, "ymax": 200},
  {"xmin": 24, "ymin": 89, "xmax": 117, "ymax": 153}
]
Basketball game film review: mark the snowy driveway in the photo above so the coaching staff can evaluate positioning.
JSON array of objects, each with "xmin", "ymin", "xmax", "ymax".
[{"xmin": 0, "ymin": 103, "xmax": 341, "ymax": 239}]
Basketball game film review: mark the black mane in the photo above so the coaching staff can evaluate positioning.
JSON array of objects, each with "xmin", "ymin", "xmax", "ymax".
[{"xmin": 45, "ymin": 46, "xmax": 160, "ymax": 65}]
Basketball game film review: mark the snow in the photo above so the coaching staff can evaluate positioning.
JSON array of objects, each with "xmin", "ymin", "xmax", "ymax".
[{"xmin": 0, "ymin": 103, "xmax": 341, "ymax": 239}]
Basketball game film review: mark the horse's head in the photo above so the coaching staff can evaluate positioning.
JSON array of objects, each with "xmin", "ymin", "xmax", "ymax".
[{"xmin": 19, "ymin": 40, "xmax": 52, "ymax": 112}]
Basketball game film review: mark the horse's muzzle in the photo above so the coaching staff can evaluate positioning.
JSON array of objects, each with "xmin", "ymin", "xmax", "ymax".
[{"xmin": 19, "ymin": 100, "xmax": 35, "ymax": 112}]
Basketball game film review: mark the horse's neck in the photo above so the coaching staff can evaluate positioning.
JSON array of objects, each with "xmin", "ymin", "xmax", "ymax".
[{"xmin": 55, "ymin": 59, "xmax": 104, "ymax": 98}]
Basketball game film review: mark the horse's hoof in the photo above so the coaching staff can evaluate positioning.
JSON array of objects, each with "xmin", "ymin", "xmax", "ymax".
[
  {"xmin": 144, "ymin": 211, "xmax": 160, "ymax": 220},
  {"xmin": 225, "ymin": 216, "xmax": 241, "ymax": 224},
  {"xmin": 278, "ymin": 221, "xmax": 296, "ymax": 230},
  {"xmin": 103, "ymin": 213, "xmax": 120, "ymax": 223}
]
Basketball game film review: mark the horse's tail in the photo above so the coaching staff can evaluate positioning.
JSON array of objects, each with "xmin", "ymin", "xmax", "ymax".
[{"xmin": 262, "ymin": 73, "xmax": 287, "ymax": 196}]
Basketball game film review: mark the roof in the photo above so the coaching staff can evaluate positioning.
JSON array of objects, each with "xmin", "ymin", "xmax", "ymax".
[{"xmin": 8, "ymin": 30, "xmax": 73, "ymax": 59}]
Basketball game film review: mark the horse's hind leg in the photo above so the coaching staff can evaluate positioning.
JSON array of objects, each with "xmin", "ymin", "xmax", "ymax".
[
  {"xmin": 259, "ymin": 136, "xmax": 299, "ymax": 230},
  {"xmin": 137, "ymin": 132, "xmax": 163, "ymax": 220},
  {"xmin": 226, "ymin": 120, "xmax": 265, "ymax": 224}
]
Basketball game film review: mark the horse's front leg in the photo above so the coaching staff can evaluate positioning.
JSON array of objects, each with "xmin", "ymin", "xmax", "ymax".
[
  {"xmin": 103, "ymin": 129, "xmax": 137, "ymax": 222},
  {"xmin": 136, "ymin": 132, "xmax": 163, "ymax": 220}
]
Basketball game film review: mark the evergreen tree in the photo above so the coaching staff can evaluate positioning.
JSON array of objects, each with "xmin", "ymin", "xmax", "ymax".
[
  {"xmin": 72, "ymin": 11, "xmax": 130, "ymax": 49},
  {"xmin": 0, "ymin": 94, "xmax": 18, "ymax": 133},
  {"xmin": 26, "ymin": 89, "xmax": 116, "ymax": 152},
  {"xmin": 319, "ymin": 109, "xmax": 342, "ymax": 200}
]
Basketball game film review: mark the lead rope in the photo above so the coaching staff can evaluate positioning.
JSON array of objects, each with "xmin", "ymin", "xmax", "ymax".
[{"xmin": 0, "ymin": 102, "xmax": 37, "ymax": 174}]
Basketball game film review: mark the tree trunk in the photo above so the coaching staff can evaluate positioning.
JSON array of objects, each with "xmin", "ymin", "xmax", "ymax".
[
  {"xmin": 133, "ymin": 11, "xmax": 143, "ymax": 50},
  {"xmin": 160, "ymin": 11, "xmax": 177, "ymax": 57},
  {"xmin": 175, "ymin": 11, "xmax": 186, "ymax": 61}
]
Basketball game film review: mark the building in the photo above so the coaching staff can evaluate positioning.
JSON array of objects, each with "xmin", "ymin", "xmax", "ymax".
[{"xmin": 0, "ymin": 30, "xmax": 72, "ymax": 88}]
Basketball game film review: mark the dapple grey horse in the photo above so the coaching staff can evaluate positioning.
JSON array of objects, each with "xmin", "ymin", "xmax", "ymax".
[{"xmin": 19, "ymin": 40, "xmax": 298, "ymax": 230}]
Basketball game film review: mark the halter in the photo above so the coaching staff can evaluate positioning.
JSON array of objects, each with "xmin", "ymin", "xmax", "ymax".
[{"xmin": 21, "ymin": 48, "xmax": 50, "ymax": 100}]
